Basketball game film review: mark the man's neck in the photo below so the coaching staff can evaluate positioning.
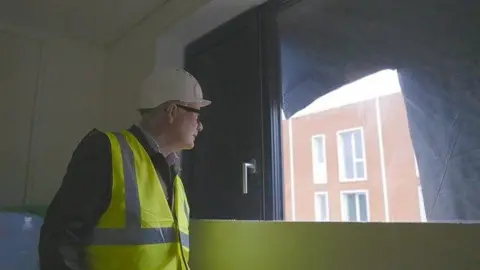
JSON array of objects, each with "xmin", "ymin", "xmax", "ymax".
[
  {"xmin": 136, "ymin": 123, "xmax": 173, "ymax": 157},
  {"xmin": 136, "ymin": 125, "xmax": 180, "ymax": 169}
]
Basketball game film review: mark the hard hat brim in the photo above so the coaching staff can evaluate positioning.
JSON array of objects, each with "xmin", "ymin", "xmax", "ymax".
[{"xmin": 185, "ymin": 99, "xmax": 211, "ymax": 108}]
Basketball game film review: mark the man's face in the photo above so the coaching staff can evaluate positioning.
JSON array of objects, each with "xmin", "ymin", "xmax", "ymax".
[{"xmin": 169, "ymin": 103, "xmax": 203, "ymax": 150}]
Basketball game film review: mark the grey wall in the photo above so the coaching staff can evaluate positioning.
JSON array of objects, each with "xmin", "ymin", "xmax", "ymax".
[
  {"xmin": 0, "ymin": 31, "xmax": 105, "ymax": 205},
  {"xmin": 0, "ymin": 0, "xmax": 223, "ymax": 206}
]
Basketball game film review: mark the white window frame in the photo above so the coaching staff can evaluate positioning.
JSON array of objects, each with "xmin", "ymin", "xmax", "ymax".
[
  {"xmin": 337, "ymin": 127, "xmax": 367, "ymax": 182},
  {"xmin": 314, "ymin": 192, "xmax": 329, "ymax": 222},
  {"xmin": 311, "ymin": 134, "xmax": 327, "ymax": 184},
  {"xmin": 417, "ymin": 186, "xmax": 427, "ymax": 222},
  {"xmin": 340, "ymin": 190, "xmax": 370, "ymax": 222}
]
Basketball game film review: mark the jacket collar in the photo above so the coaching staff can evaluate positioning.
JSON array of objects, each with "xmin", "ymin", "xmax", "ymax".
[{"xmin": 128, "ymin": 125, "xmax": 180, "ymax": 168}]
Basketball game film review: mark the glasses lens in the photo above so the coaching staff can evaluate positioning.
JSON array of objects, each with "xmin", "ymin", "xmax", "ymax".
[{"xmin": 177, "ymin": 104, "xmax": 201, "ymax": 114}]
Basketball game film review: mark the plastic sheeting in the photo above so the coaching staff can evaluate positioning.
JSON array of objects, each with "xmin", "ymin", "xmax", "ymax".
[
  {"xmin": 277, "ymin": 0, "xmax": 480, "ymax": 222},
  {"xmin": 278, "ymin": 0, "xmax": 479, "ymax": 118},
  {"xmin": 0, "ymin": 212, "xmax": 43, "ymax": 270},
  {"xmin": 399, "ymin": 66, "xmax": 480, "ymax": 221}
]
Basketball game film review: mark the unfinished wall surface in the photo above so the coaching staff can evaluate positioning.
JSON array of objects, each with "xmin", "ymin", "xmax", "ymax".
[{"xmin": 0, "ymin": 31, "xmax": 105, "ymax": 206}]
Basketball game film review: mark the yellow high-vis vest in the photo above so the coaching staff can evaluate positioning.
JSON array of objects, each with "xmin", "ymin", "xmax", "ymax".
[{"xmin": 86, "ymin": 130, "xmax": 190, "ymax": 270}]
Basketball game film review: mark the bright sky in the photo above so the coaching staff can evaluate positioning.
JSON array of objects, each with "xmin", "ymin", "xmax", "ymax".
[{"xmin": 282, "ymin": 69, "xmax": 402, "ymax": 119}]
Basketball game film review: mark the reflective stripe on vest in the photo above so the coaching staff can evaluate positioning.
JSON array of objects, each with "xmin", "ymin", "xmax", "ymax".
[{"xmin": 91, "ymin": 132, "xmax": 189, "ymax": 247}]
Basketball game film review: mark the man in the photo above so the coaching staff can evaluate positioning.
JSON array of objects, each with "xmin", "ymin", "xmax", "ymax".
[{"xmin": 38, "ymin": 68, "xmax": 210, "ymax": 270}]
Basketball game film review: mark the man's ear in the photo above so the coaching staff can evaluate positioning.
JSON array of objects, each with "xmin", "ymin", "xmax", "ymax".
[{"xmin": 165, "ymin": 103, "xmax": 177, "ymax": 124}]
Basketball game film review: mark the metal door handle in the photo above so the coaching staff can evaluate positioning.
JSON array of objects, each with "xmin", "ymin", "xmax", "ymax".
[{"xmin": 242, "ymin": 159, "xmax": 257, "ymax": 194}]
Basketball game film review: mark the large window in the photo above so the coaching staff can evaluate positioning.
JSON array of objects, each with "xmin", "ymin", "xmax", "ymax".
[
  {"xmin": 280, "ymin": 69, "xmax": 429, "ymax": 223},
  {"xmin": 312, "ymin": 135, "xmax": 327, "ymax": 183},
  {"xmin": 314, "ymin": 192, "xmax": 329, "ymax": 221},
  {"xmin": 337, "ymin": 128, "xmax": 367, "ymax": 181},
  {"xmin": 341, "ymin": 191, "xmax": 369, "ymax": 222}
]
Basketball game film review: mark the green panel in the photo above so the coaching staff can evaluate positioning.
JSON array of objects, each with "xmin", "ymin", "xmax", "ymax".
[{"xmin": 190, "ymin": 220, "xmax": 480, "ymax": 270}]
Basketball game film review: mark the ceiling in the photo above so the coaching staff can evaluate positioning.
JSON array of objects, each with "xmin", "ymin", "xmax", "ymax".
[{"xmin": 0, "ymin": 0, "xmax": 169, "ymax": 44}]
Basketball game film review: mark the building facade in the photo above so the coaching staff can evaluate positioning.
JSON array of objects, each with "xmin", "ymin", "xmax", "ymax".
[{"xmin": 282, "ymin": 92, "xmax": 426, "ymax": 222}]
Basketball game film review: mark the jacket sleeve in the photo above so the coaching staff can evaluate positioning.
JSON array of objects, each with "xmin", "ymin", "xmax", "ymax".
[{"xmin": 39, "ymin": 129, "xmax": 112, "ymax": 270}]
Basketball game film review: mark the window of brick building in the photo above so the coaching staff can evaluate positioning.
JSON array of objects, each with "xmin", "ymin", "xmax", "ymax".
[
  {"xmin": 337, "ymin": 128, "xmax": 367, "ymax": 182},
  {"xmin": 341, "ymin": 191, "xmax": 369, "ymax": 222},
  {"xmin": 314, "ymin": 192, "xmax": 329, "ymax": 221},
  {"xmin": 312, "ymin": 135, "xmax": 327, "ymax": 183}
]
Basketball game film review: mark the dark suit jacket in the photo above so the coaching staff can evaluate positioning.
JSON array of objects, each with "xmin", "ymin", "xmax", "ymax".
[{"xmin": 38, "ymin": 126, "xmax": 176, "ymax": 270}]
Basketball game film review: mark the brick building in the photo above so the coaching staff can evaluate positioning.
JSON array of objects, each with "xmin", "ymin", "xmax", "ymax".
[{"xmin": 282, "ymin": 70, "xmax": 426, "ymax": 222}]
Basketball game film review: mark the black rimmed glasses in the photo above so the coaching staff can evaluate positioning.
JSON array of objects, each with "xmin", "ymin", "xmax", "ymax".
[
  {"xmin": 176, "ymin": 104, "xmax": 201, "ymax": 114},
  {"xmin": 176, "ymin": 104, "xmax": 202, "ymax": 127}
]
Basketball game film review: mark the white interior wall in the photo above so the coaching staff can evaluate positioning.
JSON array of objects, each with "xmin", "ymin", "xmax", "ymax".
[{"xmin": 0, "ymin": 31, "xmax": 105, "ymax": 206}]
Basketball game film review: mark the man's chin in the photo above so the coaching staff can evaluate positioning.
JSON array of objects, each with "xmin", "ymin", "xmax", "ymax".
[{"xmin": 182, "ymin": 142, "xmax": 195, "ymax": 150}]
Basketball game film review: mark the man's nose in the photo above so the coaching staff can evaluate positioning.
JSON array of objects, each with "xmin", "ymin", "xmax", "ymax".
[{"xmin": 197, "ymin": 121, "xmax": 203, "ymax": 132}]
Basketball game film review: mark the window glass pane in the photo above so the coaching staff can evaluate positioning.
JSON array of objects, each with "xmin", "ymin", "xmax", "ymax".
[
  {"xmin": 277, "ymin": 5, "xmax": 479, "ymax": 225},
  {"xmin": 342, "ymin": 135, "xmax": 354, "ymax": 179},
  {"xmin": 346, "ymin": 194, "xmax": 357, "ymax": 221},
  {"xmin": 320, "ymin": 196, "xmax": 327, "ymax": 220},
  {"xmin": 316, "ymin": 194, "xmax": 328, "ymax": 221},
  {"xmin": 358, "ymin": 194, "xmax": 368, "ymax": 221},
  {"xmin": 315, "ymin": 137, "xmax": 324, "ymax": 163},
  {"xmin": 355, "ymin": 161, "xmax": 365, "ymax": 178},
  {"xmin": 353, "ymin": 130, "xmax": 364, "ymax": 159},
  {"xmin": 313, "ymin": 136, "xmax": 327, "ymax": 183},
  {"xmin": 280, "ymin": 69, "xmax": 432, "ymax": 223}
]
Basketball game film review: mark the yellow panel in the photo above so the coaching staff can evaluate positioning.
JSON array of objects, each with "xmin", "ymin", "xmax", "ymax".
[{"xmin": 190, "ymin": 220, "xmax": 480, "ymax": 270}]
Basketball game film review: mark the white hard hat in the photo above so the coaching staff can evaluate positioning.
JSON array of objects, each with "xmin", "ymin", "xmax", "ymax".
[{"xmin": 139, "ymin": 68, "xmax": 211, "ymax": 109}]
